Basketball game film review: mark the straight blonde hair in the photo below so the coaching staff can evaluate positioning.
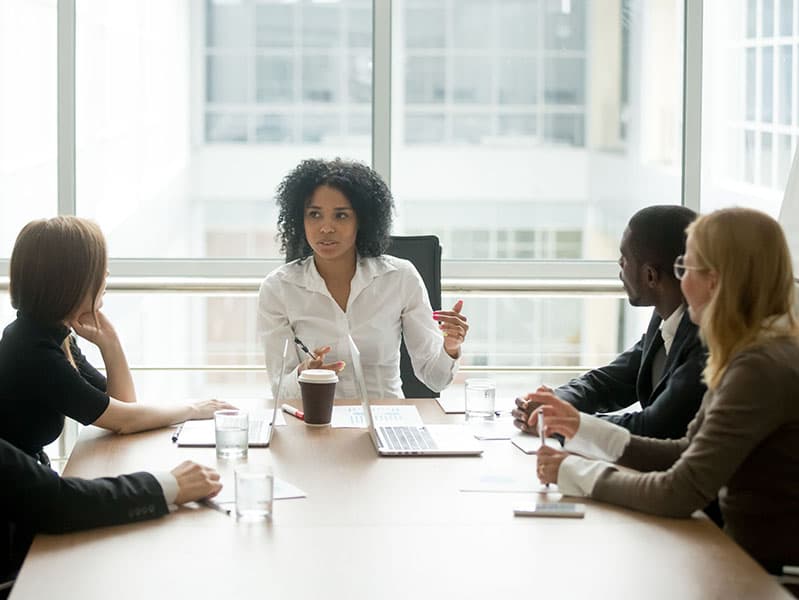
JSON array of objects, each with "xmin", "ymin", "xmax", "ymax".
[
  {"xmin": 687, "ymin": 207, "xmax": 799, "ymax": 389},
  {"xmin": 9, "ymin": 217, "xmax": 107, "ymax": 364}
]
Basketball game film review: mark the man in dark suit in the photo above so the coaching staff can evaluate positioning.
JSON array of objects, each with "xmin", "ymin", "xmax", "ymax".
[
  {"xmin": 514, "ymin": 205, "xmax": 706, "ymax": 439},
  {"xmin": 0, "ymin": 438, "xmax": 221, "ymax": 595}
]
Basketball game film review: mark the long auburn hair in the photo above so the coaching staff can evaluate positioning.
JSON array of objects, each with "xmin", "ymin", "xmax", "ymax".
[
  {"xmin": 688, "ymin": 207, "xmax": 798, "ymax": 389},
  {"xmin": 9, "ymin": 217, "xmax": 107, "ymax": 363}
]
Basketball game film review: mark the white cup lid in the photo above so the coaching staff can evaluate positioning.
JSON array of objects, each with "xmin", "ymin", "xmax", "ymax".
[{"xmin": 298, "ymin": 369, "xmax": 339, "ymax": 383}]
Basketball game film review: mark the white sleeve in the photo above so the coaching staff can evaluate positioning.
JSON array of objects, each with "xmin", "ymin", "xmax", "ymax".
[
  {"xmin": 151, "ymin": 470, "xmax": 179, "ymax": 511},
  {"xmin": 398, "ymin": 264, "xmax": 458, "ymax": 392},
  {"xmin": 563, "ymin": 413, "xmax": 631, "ymax": 461},
  {"xmin": 257, "ymin": 275, "xmax": 302, "ymax": 401},
  {"xmin": 556, "ymin": 455, "xmax": 615, "ymax": 497}
]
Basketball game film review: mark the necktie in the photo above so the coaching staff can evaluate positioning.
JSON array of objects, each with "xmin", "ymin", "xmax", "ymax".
[{"xmin": 650, "ymin": 329, "xmax": 667, "ymax": 390}]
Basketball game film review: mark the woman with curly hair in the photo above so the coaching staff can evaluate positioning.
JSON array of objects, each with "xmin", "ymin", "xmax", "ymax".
[
  {"xmin": 522, "ymin": 207, "xmax": 799, "ymax": 573},
  {"xmin": 257, "ymin": 158, "xmax": 469, "ymax": 400}
]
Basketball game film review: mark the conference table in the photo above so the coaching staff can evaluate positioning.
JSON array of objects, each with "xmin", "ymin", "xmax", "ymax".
[{"xmin": 10, "ymin": 399, "xmax": 791, "ymax": 600}]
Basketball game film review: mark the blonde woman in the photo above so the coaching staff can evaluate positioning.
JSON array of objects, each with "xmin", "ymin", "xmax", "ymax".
[
  {"xmin": 0, "ymin": 217, "xmax": 233, "ymax": 464},
  {"xmin": 526, "ymin": 208, "xmax": 799, "ymax": 571}
]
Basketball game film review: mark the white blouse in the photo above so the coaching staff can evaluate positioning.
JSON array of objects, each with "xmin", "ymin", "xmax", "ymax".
[{"xmin": 257, "ymin": 255, "xmax": 458, "ymax": 400}]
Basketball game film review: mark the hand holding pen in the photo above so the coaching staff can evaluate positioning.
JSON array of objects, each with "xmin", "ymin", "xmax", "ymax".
[
  {"xmin": 537, "ymin": 411, "xmax": 550, "ymax": 489},
  {"xmin": 293, "ymin": 336, "xmax": 346, "ymax": 374}
]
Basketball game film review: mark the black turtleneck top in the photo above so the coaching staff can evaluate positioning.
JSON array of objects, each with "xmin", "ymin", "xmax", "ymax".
[{"xmin": 0, "ymin": 312, "xmax": 109, "ymax": 457}]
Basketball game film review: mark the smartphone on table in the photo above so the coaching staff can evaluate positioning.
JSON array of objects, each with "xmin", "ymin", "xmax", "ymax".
[{"xmin": 513, "ymin": 502, "xmax": 585, "ymax": 518}]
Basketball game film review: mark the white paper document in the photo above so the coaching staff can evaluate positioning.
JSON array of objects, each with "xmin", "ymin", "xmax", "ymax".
[
  {"xmin": 330, "ymin": 405, "xmax": 424, "ymax": 428},
  {"xmin": 469, "ymin": 418, "xmax": 518, "ymax": 440},
  {"xmin": 435, "ymin": 396, "xmax": 465, "ymax": 414},
  {"xmin": 460, "ymin": 473, "xmax": 560, "ymax": 494},
  {"xmin": 510, "ymin": 432, "xmax": 563, "ymax": 454},
  {"xmin": 215, "ymin": 477, "xmax": 307, "ymax": 504}
]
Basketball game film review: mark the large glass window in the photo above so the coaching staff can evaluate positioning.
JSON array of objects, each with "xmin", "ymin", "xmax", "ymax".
[
  {"xmin": 702, "ymin": 0, "xmax": 798, "ymax": 214},
  {"xmin": 75, "ymin": 0, "xmax": 372, "ymax": 259},
  {"xmin": 0, "ymin": 0, "xmax": 57, "ymax": 257},
  {"xmin": 392, "ymin": 0, "xmax": 683, "ymax": 262}
]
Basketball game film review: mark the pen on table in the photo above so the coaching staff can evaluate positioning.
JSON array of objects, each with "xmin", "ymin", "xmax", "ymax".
[
  {"xmin": 171, "ymin": 423, "xmax": 184, "ymax": 443},
  {"xmin": 200, "ymin": 498, "xmax": 231, "ymax": 516},
  {"xmin": 282, "ymin": 403, "xmax": 305, "ymax": 421},
  {"xmin": 538, "ymin": 411, "xmax": 550, "ymax": 488},
  {"xmin": 293, "ymin": 336, "xmax": 317, "ymax": 360}
]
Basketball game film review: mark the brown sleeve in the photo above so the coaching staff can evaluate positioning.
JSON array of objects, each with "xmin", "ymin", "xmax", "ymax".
[
  {"xmin": 614, "ymin": 403, "xmax": 704, "ymax": 472},
  {"xmin": 592, "ymin": 350, "xmax": 786, "ymax": 517}
]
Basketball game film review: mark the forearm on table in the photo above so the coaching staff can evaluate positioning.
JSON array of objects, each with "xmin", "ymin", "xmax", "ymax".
[
  {"xmin": 94, "ymin": 400, "xmax": 196, "ymax": 435},
  {"xmin": 100, "ymin": 340, "xmax": 137, "ymax": 403}
]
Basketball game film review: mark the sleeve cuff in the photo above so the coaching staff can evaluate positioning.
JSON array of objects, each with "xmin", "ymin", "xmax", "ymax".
[
  {"xmin": 152, "ymin": 470, "xmax": 179, "ymax": 511},
  {"xmin": 557, "ymin": 455, "xmax": 615, "ymax": 497},
  {"xmin": 563, "ymin": 413, "xmax": 631, "ymax": 461}
]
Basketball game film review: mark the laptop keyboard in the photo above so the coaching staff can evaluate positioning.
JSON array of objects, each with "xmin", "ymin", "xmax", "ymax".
[{"xmin": 380, "ymin": 426, "xmax": 438, "ymax": 451}]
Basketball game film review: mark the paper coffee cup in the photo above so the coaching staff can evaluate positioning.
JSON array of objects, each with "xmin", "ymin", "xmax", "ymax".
[{"xmin": 298, "ymin": 369, "xmax": 338, "ymax": 426}]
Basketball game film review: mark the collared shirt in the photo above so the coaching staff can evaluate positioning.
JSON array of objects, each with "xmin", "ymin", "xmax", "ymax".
[
  {"xmin": 257, "ymin": 255, "xmax": 458, "ymax": 400},
  {"xmin": 0, "ymin": 313, "xmax": 110, "ymax": 457},
  {"xmin": 660, "ymin": 304, "xmax": 685, "ymax": 355}
]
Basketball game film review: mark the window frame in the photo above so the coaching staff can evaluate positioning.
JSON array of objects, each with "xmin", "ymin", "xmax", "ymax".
[{"xmin": 0, "ymin": 0, "xmax": 703, "ymax": 289}]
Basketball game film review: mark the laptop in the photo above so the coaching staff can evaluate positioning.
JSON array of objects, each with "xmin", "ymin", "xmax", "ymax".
[
  {"xmin": 347, "ymin": 335, "xmax": 482, "ymax": 456},
  {"xmin": 176, "ymin": 339, "xmax": 288, "ymax": 448}
]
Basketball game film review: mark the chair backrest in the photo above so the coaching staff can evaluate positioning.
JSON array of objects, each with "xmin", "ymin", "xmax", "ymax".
[
  {"xmin": 283, "ymin": 235, "xmax": 443, "ymax": 398},
  {"xmin": 386, "ymin": 235, "xmax": 442, "ymax": 398}
]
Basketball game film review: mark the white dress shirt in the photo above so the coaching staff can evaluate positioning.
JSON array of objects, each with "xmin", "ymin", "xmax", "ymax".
[
  {"xmin": 152, "ymin": 471, "xmax": 179, "ymax": 510},
  {"xmin": 257, "ymin": 255, "xmax": 459, "ymax": 400},
  {"xmin": 660, "ymin": 304, "xmax": 685, "ymax": 355},
  {"xmin": 557, "ymin": 413, "xmax": 631, "ymax": 497}
]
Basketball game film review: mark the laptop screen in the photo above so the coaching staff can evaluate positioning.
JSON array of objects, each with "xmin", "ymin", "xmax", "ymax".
[{"xmin": 346, "ymin": 335, "xmax": 379, "ymax": 441}]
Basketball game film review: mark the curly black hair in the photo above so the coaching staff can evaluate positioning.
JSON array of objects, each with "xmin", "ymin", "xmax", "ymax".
[{"xmin": 275, "ymin": 158, "xmax": 394, "ymax": 260}]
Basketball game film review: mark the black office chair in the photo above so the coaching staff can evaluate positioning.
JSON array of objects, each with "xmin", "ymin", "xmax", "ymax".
[
  {"xmin": 284, "ymin": 234, "xmax": 443, "ymax": 398},
  {"xmin": 385, "ymin": 235, "xmax": 442, "ymax": 399}
]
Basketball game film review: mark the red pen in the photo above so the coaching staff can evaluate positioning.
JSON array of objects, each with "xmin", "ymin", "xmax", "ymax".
[{"xmin": 281, "ymin": 403, "xmax": 304, "ymax": 421}]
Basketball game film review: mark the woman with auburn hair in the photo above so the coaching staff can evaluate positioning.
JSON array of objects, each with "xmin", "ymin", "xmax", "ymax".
[
  {"xmin": 0, "ymin": 217, "xmax": 233, "ymax": 464},
  {"xmin": 521, "ymin": 207, "xmax": 799, "ymax": 571}
]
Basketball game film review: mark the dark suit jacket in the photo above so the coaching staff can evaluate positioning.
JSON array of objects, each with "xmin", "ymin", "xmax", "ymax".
[
  {"xmin": 555, "ymin": 308, "xmax": 706, "ymax": 439},
  {"xmin": 0, "ymin": 438, "xmax": 168, "ymax": 582}
]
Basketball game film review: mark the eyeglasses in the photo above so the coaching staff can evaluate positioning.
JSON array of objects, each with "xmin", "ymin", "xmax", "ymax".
[{"xmin": 673, "ymin": 255, "xmax": 706, "ymax": 280}]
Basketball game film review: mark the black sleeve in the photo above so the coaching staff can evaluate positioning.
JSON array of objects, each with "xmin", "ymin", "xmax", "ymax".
[
  {"xmin": 602, "ymin": 338, "xmax": 706, "ymax": 438},
  {"xmin": 555, "ymin": 335, "xmax": 644, "ymax": 414},
  {"xmin": 69, "ymin": 337, "xmax": 107, "ymax": 393},
  {"xmin": 0, "ymin": 438, "xmax": 168, "ymax": 534},
  {"xmin": 26, "ymin": 341, "xmax": 110, "ymax": 426}
]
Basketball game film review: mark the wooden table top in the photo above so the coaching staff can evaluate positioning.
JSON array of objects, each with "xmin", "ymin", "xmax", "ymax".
[{"xmin": 10, "ymin": 399, "xmax": 791, "ymax": 600}]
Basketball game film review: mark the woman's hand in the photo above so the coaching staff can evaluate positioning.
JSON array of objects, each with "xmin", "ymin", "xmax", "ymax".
[
  {"xmin": 190, "ymin": 399, "xmax": 237, "ymax": 420},
  {"xmin": 511, "ymin": 385, "xmax": 553, "ymax": 433},
  {"xmin": 536, "ymin": 445, "xmax": 569, "ymax": 485},
  {"xmin": 434, "ymin": 300, "xmax": 468, "ymax": 358},
  {"xmin": 297, "ymin": 345, "xmax": 346, "ymax": 375},
  {"xmin": 171, "ymin": 461, "xmax": 223, "ymax": 504},
  {"xmin": 70, "ymin": 310, "xmax": 120, "ymax": 350}
]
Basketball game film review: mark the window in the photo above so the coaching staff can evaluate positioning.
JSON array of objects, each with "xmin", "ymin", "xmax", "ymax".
[
  {"xmin": 74, "ymin": 0, "xmax": 372, "ymax": 259},
  {"xmin": 392, "ymin": 0, "xmax": 682, "ymax": 261},
  {"xmin": 0, "ymin": 0, "xmax": 57, "ymax": 257},
  {"xmin": 702, "ymin": 0, "xmax": 798, "ymax": 214}
]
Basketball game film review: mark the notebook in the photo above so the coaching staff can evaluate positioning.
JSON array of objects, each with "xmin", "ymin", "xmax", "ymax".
[
  {"xmin": 176, "ymin": 339, "xmax": 288, "ymax": 448},
  {"xmin": 347, "ymin": 335, "xmax": 482, "ymax": 457}
]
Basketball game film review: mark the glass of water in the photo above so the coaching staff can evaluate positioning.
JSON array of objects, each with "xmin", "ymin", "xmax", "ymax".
[
  {"xmin": 214, "ymin": 409, "xmax": 249, "ymax": 460},
  {"xmin": 464, "ymin": 379, "xmax": 496, "ymax": 421},
  {"xmin": 235, "ymin": 464, "xmax": 274, "ymax": 520}
]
